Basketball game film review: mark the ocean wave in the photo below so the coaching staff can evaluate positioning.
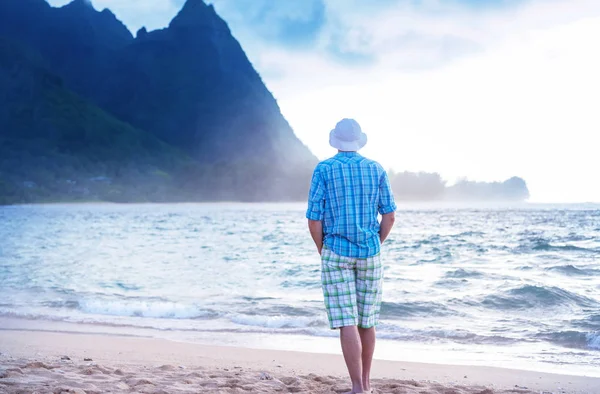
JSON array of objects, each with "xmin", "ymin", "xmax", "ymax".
[
  {"xmin": 41, "ymin": 300, "xmax": 80, "ymax": 309},
  {"xmin": 481, "ymin": 285, "xmax": 597, "ymax": 310},
  {"xmin": 229, "ymin": 314, "xmax": 325, "ymax": 329},
  {"xmin": 572, "ymin": 314, "xmax": 600, "ymax": 330},
  {"xmin": 416, "ymin": 252, "xmax": 453, "ymax": 264},
  {"xmin": 589, "ymin": 333, "xmax": 600, "ymax": 350},
  {"xmin": 516, "ymin": 266, "xmax": 534, "ymax": 271},
  {"xmin": 451, "ymin": 231, "xmax": 485, "ymax": 238},
  {"xmin": 293, "ymin": 322, "xmax": 522, "ymax": 346},
  {"xmin": 381, "ymin": 301, "xmax": 458, "ymax": 318},
  {"xmin": 533, "ymin": 243, "xmax": 598, "ymax": 253},
  {"xmin": 545, "ymin": 265, "xmax": 600, "ymax": 276},
  {"xmin": 557, "ymin": 233, "xmax": 597, "ymax": 242},
  {"xmin": 281, "ymin": 280, "xmax": 321, "ymax": 289},
  {"xmin": 537, "ymin": 331, "xmax": 600, "ymax": 350},
  {"xmin": 444, "ymin": 268, "xmax": 484, "ymax": 279},
  {"xmin": 0, "ymin": 310, "xmax": 71, "ymax": 322},
  {"xmin": 241, "ymin": 296, "xmax": 277, "ymax": 302},
  {"xmin": 515, "ymin": 236, "xmax": 600, "ymax": 254},
  {"xmin": 433, "ymin": 279, "xmax": 468, "ymax": 288},
  {"xmin": 426, "ymin": 329, "xmax": 520, "ymax": 345},
  {"xmin": 237, "ymin": 305, "xmax": 320, "ymax": 317},
  {"xmin": 78, "ymin": 299, "xmax": 216, "ymax": 319},
  {"xmin": 374, "ymin": 326, "xmax": 521, "ymax": 346}
]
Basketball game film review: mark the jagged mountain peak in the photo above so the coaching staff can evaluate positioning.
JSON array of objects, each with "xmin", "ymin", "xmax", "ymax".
[
  {"xmin": 169, "ymin": 0, "xmax": 229, "ymax": 32},
  {"xmin": 57, "ymin": 0, "xmax": 134, "ymax": 45},
  {"xmin": 63, "ymin": 0, "xmax": 95, "ymax": 11},
  {"xmin": 180, "ymin": 0, "xmax": 211, "ymax": 12},
  {"xmin": 136, "ymin": 27, "xmax": 148, "ymax": 39},
  {"xmin": 62, "ymin": 0, "xmax": 128, "ymax": 30}
]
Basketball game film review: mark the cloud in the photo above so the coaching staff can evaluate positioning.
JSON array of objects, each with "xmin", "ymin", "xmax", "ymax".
[
  {"xmin": 185, "ymin": 0, "xmax": 520, "ymax": 75},
  {"xmin": 212, "ymin": 0, "xmax": 535, "ymax": 78},
  {"xmin": 207, "ymin": 0, "xmax": 326, "ymax": 48},
  {"xmin": 265, "ymin": 0, "xmax": 600, "ymax": 202},
  {"xmin": 324, "ymin": 24, "xmax": 377, "ymax": 66}
]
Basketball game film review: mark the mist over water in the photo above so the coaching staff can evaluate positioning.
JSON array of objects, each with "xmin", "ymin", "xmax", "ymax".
[{"xmin": 0, "ymin": 203, "xmax": 599, "ymax": 376}]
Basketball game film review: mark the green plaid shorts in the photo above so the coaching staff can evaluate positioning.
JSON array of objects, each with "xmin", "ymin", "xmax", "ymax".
[{"xmin": 321, "ymin": 247, "xmax": 384, "ymax": 329}]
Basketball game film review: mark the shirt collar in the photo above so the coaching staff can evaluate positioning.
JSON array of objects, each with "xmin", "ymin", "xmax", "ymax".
[{"xmin": 336, "ymin": 151, "xmax": 361, "ymax": 158}]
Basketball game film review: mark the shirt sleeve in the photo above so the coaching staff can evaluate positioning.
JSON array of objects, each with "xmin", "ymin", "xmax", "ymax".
[
  {"xmin": 306, "ymin": 167, "xmax": 326, "ymax": 221},
  {"xmin": 378, "ymin": 170, "xmax": 397, "ymax": 215}
]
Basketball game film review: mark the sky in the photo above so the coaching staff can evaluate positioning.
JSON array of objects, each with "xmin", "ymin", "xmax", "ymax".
[{"xmin": 48, "ymin": 0, "xmax": 600, "ymax": 202}]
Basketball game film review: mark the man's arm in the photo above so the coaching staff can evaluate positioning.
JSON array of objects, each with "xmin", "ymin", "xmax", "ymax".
[
  {"xmin": 306, "ymin": 166, "xmax": 326, "ymax": 255},
  {"xmin": 378, "ymin": 168, "xmax": 397, "ymax": 244},
  {"xmin": 308, "ymin": 219, "xmax": 324, "ymax": 255},
  {"xmin": 379, "ymin": 212, "xmax": 395, "ymax": 244}
]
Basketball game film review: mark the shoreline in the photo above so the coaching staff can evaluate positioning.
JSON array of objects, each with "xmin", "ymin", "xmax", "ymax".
[
  {"xmin": 2, "ymin": 316, "xmax": 598, "ymax": 378},
  {"xmin": 1, "ymin": 327, "xmax": 599, "ymax": 393}
]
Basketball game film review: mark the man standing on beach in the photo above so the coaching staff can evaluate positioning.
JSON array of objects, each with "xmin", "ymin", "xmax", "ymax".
[{"xmin": 306, "ymin": 118, "xmax": 397, "ymax": 394}]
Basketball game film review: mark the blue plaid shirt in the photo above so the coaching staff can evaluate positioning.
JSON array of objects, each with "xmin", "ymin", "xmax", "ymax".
[{"xmin": 306, "ymin": 152, "xmax": 397, "ymax": 258}]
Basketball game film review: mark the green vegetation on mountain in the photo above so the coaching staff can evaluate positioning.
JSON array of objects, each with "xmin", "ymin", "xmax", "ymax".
[{"xmin": 0, "ymin": 38, "xmax": 199, "ymax": 204}]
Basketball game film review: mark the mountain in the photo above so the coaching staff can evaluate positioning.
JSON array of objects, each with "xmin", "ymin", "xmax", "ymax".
[
  {"xmin": 0, "ymin": 0, "xmax": 133, "ymax": 98},
  {"xmin": 388, "ymin": 171, "xmax": 530, "ymax": 202},
  {"xmin": 446, "ymin": 177, "xmax": 530, "ymax": 202},
  {"xmin": 0, "ymin": 0, "xmax": 317, "ymax": 204},
  {"xmin": 0, "ymin": 38, "xmax": 202, "ymax": 205},
  {"xmin": 101, "ymin": 1, "xmax": 310, "ymax": 162}
]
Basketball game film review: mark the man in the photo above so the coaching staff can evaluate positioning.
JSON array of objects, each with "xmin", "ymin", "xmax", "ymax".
[{"xmin": 306, "ymin": 118, "xmax": 397, "ymax": 394}]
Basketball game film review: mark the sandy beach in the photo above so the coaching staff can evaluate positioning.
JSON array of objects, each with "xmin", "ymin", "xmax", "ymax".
[{"xmin": 1, "ymin": 328, "xmax": 599, "ymax": 394}]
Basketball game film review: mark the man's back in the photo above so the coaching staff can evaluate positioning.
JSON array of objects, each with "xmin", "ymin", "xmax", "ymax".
[{"xmin": 306, "ymin": 151, "xmax": 396, "ymax": 258}]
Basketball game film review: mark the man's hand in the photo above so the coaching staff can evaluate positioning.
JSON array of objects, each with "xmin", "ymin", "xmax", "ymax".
[
  {"xmin": 379, "ymin": 211, "xmax": 396, "ymax": 244},
  {"xmin": 308, "ymin": 219, "xmax": 324, "ymax": 255}
]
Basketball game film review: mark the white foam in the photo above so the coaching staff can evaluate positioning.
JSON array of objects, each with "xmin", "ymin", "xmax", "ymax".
[
  {"xmin": 79, "ymin": 299, "xmax": 207, "ymax": 319},
  {"xmin": 587, "ymin": 332, "xmax": 600, "ymax": 350},
  {"xmin": 229, "ymin": 314, "xmax": 324, "ymax": 329}
]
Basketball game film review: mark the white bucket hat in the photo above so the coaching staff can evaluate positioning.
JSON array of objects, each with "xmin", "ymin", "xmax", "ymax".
[{"xmin": 329, "ymin": 118, "xmax": 367, "ymax": 151}]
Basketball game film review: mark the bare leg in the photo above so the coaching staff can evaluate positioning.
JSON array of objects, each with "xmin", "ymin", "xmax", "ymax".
[
  {"xmin": 358, "ymin": 327, "xmax": 376, "ymax": 392},
  {"xmin": 340, "ymin": 326, "xmax": 364, "ymax": 393}
]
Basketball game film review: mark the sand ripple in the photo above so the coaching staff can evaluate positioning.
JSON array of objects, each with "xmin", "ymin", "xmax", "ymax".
[{"xmin": 0, "ymin": 354, "xmax": 537, "ymax": 394}]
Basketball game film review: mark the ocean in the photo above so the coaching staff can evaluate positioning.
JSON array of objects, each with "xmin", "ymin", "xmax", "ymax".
[{"xmin": 0, "ymin": 203, "xmax": 599, "ymax": 377}]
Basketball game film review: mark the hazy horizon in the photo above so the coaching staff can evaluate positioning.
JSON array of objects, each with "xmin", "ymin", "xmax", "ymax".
[{"xmin": 47, "ymin": 0, "xmax": 600, "ymax": 203}]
